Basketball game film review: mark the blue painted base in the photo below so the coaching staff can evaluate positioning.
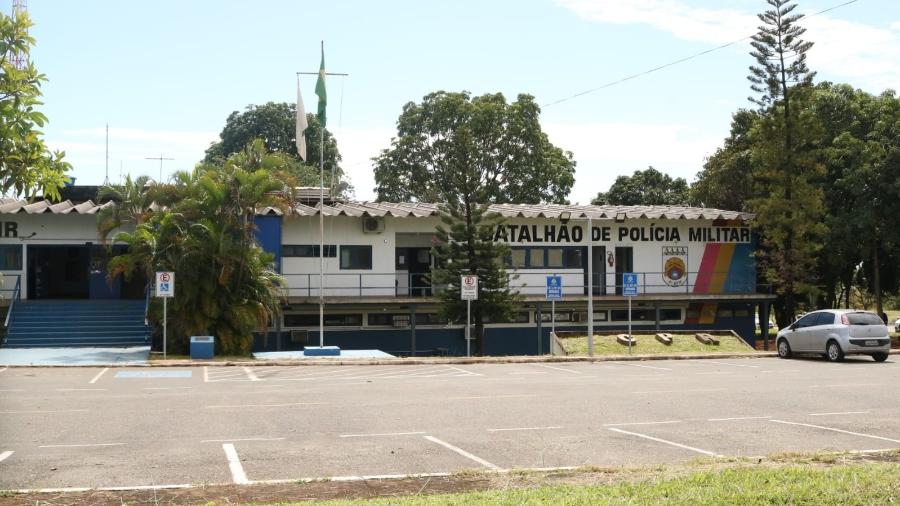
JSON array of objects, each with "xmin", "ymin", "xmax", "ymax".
[{"xmin": 303, "ymin": 346, "xmax": 341, "ymax": 356}]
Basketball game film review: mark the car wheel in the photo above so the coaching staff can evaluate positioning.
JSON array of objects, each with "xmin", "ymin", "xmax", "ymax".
[
  {"xmin": 872, "ymin": 352, "xmax": 888, "ymax": 362},
  {"xmin": 826, "ymin": 340, "xmax": 844, "ymax": 362},
  {"xmin": 777, "ymin": 338, "xmax": 792, "ymax": 359}
]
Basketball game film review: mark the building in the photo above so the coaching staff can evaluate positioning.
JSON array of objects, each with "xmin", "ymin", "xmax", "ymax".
[{"xmin": 0, "ymin": 188, "xmax": 774, "ymax": 355}]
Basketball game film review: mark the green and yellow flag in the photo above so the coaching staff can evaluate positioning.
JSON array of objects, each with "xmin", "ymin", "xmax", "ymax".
[{"xmin": 315, "ymin": 45, "xmax": 327, "ymax": 127}]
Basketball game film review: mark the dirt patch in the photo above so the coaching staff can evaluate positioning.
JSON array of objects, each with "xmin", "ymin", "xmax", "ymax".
[{"xmin": 3, "ymin": 451, "xmax": 899, "ymax": 505}]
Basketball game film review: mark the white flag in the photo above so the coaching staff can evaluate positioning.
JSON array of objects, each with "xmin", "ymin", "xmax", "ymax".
[{"xmin": 296, "ymin": 76, "xmax": 309, "ymax": 161}]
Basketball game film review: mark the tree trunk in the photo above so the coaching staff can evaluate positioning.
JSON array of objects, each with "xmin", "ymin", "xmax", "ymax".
[{"xmin": 873, "ymin": 240, "xmax": 883, "ymax": 316}]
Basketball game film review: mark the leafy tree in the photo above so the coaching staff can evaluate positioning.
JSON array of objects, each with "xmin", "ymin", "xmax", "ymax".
[
  {"xmin": 373, "ymin": 91, "xmax": 575, "ymax": 204},
  {"xmin": 0, "ymin": 11, "xmax": 70, "ymax": 200},
  {"xmin": 204, "ymin": 102, "xmax": 350, "ymax": 195},
  {"xmin": 95, "ymin": 175, "xmax": 156, "ymax": 244},
  {"xmin": 690, "ymin": 110, "xmax": 758, "ymax": 211},
  {"xmin": 106, "ymin": 147, "xmax": 290, "ymax": 355},
  {"xmin": 746, "ymin": 0, "xmax": 821, "ymax": 325},
  {"xmin": 592, "ymin": 166, "xmax": 689, "ymax": 206}
]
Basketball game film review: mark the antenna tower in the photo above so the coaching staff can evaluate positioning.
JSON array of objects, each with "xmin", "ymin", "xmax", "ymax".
[{"xmin": 10, "ymin": 0, "xmax": 28, "ymax": 70}]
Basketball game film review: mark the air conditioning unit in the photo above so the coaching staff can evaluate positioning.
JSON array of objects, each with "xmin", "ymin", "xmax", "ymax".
[
  {"xmin": 362, "ymin": 216, "xmax": 385, "ymax": 234},
  {"xmin": 290, "ymin": 330, "xmax": 308, "ymax": 345}
]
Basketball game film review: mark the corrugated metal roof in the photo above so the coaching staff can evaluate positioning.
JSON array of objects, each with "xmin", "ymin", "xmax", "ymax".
[{"xmin": 0, "ymin": 199, "xmax": 754, "ymax": 221}]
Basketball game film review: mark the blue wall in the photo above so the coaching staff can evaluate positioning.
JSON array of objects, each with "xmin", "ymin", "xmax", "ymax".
[{"xmin": 254, "ymin": 216, "xmax": 283, "ymax": 272}]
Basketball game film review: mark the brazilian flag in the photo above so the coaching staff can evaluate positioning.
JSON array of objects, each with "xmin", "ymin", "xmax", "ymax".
[{"xmin": 315, "ymin": 46, "xmax": 327, "ymax": 127}]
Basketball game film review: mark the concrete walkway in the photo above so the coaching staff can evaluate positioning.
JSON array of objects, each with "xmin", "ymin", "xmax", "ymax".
[{"xmin": 0, "ymin": 346, "xmax": 150, "ymax": 366}]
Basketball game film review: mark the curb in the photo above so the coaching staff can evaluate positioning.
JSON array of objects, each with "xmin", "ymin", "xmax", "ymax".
[{"xmin": 4, "ymin": 351, "xmax": 780, "ymax": 368}]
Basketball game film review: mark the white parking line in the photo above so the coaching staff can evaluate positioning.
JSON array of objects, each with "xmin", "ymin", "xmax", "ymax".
[
  {"xmin": 707, "ymin": 416, "xmax": 772, "ymax": 422},
  {"xmin": 39, "ymin": 443, "xmax": 126, "ymax": 448},
  {"xmin": 339, "ymin": 431, "xmax": 426, "ymax": 438},
  {"xmin": 201, "ymin": 437, "xmax": 285, "ymax": 443},
  {"xmin": 631, "ymin": 388, "xmax": 726, "ymax": 395},
  {"xmin": 808, "ymin": 383, "xmax": 879, "ymax": 389},
  {"xmin": 88, "ymin": 368, "xmax": 109, "ymax": 384},
  {"xmin": 608, "ymin": 428, "xmax": 720, "ymax": 456},
  {"xmin": 1, "ymin": 409, "xmax": 89, "ymax": 414},
  {"xmin": 508, "ymin": 371, "xmax": 547, "ymax": 375},
  {"xmin": 203, "ymin": 366, "xmax": 209, "ymax": 382},
  {"xmin": 696, "ymin": 360, "xmax": 759, "ymax": 368},
  {"xmin": 206, "ymin": 402, "xmax": 327, "ymax": 409},
  {"xmin": 448, "ymin": 394, "xmax": 536, "ymax": 400},
  {"xmin": 614, "ymin": 363, "xmax": 672, "ymax": 371},
  {"xmin": 243, "ymin": 367, "xmax": 261, "ymax": 382},
  {"xmin": 423, "ymin": 436, "xmax": 500, "ymax": 470},
  {"xmin": 770, "ymin": 420, "xmax": 900, "ymax": 444},
  {"xmin": 446, "ymin": 365, "xmax": 482, "ymax": 376},
  {"xmin": 603, "ymin": 420, "xmax": 681, "ymax": 427},
  {"xmin": 487, "ymin": 426, "xmax": 562, "ymax": 432},
  {"xmin": 56, "ymin": 388, "xmax": 106, "ymax": 392},
  {"xmin": 222, "ymin": 443, "xmax": 250, "ymax": 484},
  {"xmin": 144, "ymin": 386, "xmax": 194, "ymax": 390},
  {"xmin": 536, "ymin": 364, "xmax": 582, "ymax": 374},
  {"xmin": 808, "ymin": 411, "xmax": 870, "ymax": 417},
  {"xmin": 0, "ymin": 451, "xmax": 13, "ymax": 463}
]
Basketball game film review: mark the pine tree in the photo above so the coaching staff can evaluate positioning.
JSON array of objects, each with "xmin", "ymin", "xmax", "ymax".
[{"xmin": 747, "ymin": 0, "xmax": 823, "ymax": 325}]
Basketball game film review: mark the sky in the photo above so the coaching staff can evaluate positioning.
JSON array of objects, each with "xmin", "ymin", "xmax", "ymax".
[{"xmin": 18, "ymin": 0, "xmax": 900, "ymax": 204}]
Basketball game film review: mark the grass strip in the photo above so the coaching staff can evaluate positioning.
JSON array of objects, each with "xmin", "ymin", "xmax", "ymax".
[{"xmin": 311, "ymin": 462, "xmax": 900, "ymax": 505}]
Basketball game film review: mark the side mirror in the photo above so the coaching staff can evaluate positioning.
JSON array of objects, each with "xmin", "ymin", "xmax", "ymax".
[{"xmin": 789, "ymin": 324, "xmax": 797, "ymax": 331}]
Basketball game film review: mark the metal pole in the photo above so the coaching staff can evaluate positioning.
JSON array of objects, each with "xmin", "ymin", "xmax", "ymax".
[
  {"xmin": 587, "ymin": 216, "xmax": 594, "ymax": 356},
  {"xmin": 163, "ymin": 296, "xmax": 167, "ymax": 360},
  {"xmin": 628, "ymin": 296, "xmax": 632, "ymax": 355},
  {"xmin": 466, "ymin": 299, "xmax": 471, "ymax": 357},
  {"xmin": 318, "ymin": 95, "xmax": 325, "ymax": 349},
  {"xmin": 551, "ymin": 299, "xmax": 555, "ymax": 339}
]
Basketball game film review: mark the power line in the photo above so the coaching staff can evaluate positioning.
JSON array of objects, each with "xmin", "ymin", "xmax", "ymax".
[{"xmin": 543, "ymin": 0, "xmax": 860, "ymax": 108}]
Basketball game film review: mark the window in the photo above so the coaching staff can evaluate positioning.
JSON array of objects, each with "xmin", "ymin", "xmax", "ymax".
[
  {"xmin": 611, "ymin": 309, "xmax": 656, "ymax": 322},
  {"xmin": 845, "ymin": 312, "xmax": 882, "ymax": 325},
  {"xmin": 0, "ymin": 245, "xmax": 22, "ymax": 270},
  {"xmin": 340, "ymin": 245, "xmax": 372, "ymax": 270},
  {"xmin": 814, "ymin": 312, "xmax": 836, "ymax": 326},
  {"xmin": 284, "ymin": 313, "xmax": 362, "ymax": 327},
  {"xmin": 540, "ymin": 311, "xmax": 572, "ymax": 323},
  {"xmin": 283, "ymin": 244, "xmax": 336, "ymax": 257},
  {"xmin": 546, "ymin": 248, "xmax": 564, "ymax": 268},
  {"xmin": 660, "ymin": 308, "xmax": 682, "ymax": 321},
  {"xmin": 530, "ymin": 248, "xmax": 545, "ymax": 268},
  {"xmin": 563, "ymin": 248, "xmax": 582, "ymax": 268},
  {"xmin": 795, "ymin": 313, "xmax": 819, "ymax": 328},
  {"xmin": 507, "ymin": 247, "xmax": 584, "ymax": 269},
  {"xmin": 593, "ymin": 311, "xmax": 607, "ymax": 322},
  {"xmin": 510, "ymin": 249, "xmax": 526, "ymax": 268}
]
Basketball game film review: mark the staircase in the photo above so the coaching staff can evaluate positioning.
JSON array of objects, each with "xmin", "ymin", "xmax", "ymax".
[{"xmin": 4, "ymin": 300, "xmax": 149, "ymax": 348}]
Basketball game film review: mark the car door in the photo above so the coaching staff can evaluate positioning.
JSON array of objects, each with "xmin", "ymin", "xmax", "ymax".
[
  {"xmin": 790, "ymin": 313, "xmax": 821, "ymax": 352},
  {"xmin": 808, "ymin": 312, "xmax": 836, "ymax": 352}
]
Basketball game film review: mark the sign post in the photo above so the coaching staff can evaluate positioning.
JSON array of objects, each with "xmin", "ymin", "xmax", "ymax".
[
  {"xmin": 155, "ymin": 271, "xmax": 175, "ymax": 360},
  {"xmin": 545, "ymin": 275, "xmax": 562, "ymax": 353},
  {"xmin": 623, "ymin": 272, "xmax": 638, "ymax": 355},
  {"xmin": 460, "ymin": 275, "xmax": 478, "ymax": 357}
]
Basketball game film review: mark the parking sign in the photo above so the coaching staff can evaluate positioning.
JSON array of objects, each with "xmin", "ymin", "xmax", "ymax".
[
  {"xmin": 546, "ymin": 275, "xmax": 562, "ymax": 300},
  {"xmin": 156, "ymin": 271, "xmax": 175, "ymax": 298},
  {"xmin": 623, "ymin": 272, "xmax": 638, "ymax": 296},
  {"xmin": 460, "ymin": 275, "xmax": 478, "ymax": 300}
]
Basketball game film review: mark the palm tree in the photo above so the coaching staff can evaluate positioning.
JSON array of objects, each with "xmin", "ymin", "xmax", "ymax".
[{"xmin": 96, "ymin": 175, "xmax": 156, "ymax": 244}]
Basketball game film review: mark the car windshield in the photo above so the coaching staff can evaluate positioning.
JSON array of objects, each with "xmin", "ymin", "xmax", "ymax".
[{"xmin": 845, "ymin": 312, "xmax": 883, "ymax": 325}]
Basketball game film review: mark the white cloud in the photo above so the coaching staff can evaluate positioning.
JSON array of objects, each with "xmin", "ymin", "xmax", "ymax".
[
  {"xmin": 544, "ymin": 121, "xmax": 720, "ymax": 204},
  {"xmin": 330, "ymin": 126, "xmax": 395, "ymax": 201},
  {"xmin": 556, "ymin": 0, "xmax": 900, "ymax": 92}
]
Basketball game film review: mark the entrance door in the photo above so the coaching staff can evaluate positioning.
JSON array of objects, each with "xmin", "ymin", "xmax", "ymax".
[
  {"xmin": 583, "ymin": 246, "xmax": 606, "ymax": 295},
  {"xmin": 407, "ymin": 248, "xmax": 432, "ymax": 296},
  {"xmin": 28, "ymin": 245, "xmax": 90, "ymax": 299},
  {"xmin": 615, "ymin": 246, "xmax": 634, "ymax": 295},
  {"xmin": 89, "ymin": 245, "xmax": 121, "ymax": 299}
]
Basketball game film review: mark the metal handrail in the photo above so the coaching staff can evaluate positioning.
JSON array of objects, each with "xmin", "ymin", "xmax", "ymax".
[
  {"xmin": 4, "ymin": 274, "xmax": 21, "ymax": 328},
  {"xmin": 143, "ymin": 281, "xmax": 151, "ymax": 326}
]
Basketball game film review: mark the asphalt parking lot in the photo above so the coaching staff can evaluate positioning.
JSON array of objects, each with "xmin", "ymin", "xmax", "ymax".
[{"xmin": 1, "ymin": 356, "xmax": 899, "ymax": 491}]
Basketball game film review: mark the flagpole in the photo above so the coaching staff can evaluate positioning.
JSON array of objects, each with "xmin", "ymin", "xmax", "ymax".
[{"xmin": 318, "ymin": 41, "xmax": 325, "ymax": 349}]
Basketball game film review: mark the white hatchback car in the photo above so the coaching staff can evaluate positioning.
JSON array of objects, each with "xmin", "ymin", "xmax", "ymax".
[{"xmin": 776, "ymin": 309, "xmax": 891, "ymax": 362}]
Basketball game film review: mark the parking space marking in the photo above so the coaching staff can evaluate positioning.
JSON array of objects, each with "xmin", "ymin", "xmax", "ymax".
[
  {"xmin": 0, "ymin": 451, "xmax": 13, "ymax": 463},
  {"xmin": 448, "ymin": 394, "xmax": 535, "ymax": 400},
  {"xmin": 201, "ymin": 437, "xmax": 286, "ymax": 443},
  {"xmin": 808, "ymin": 411, "xmax": 870, "ymax": 417},
  {"xmin": 1, "ymin": 409, "xmax": 89, "ymax": 414},
  {"xmin": 508, "ymin": 371, "xmax": 547, "ymax": 375},
  {"xmin": 243, "ymin": 367, "xmax": 261, "ymax": 381},
  {"xmin": 603, "ymin": 420, "xmax": 681, "ymax": 427},
  {"xmin": 631, "ymin": 388, "xmax": 726, "ymax": 394},
  {"xmin": 56, "ymin": 388, "xmax": 106, "ymax": 392},
  {"xmin": 423, "ymin": 436, "xmax": 500, "ymax": 470},
  {"xmin": 770, "ymin": 420, "xmax": 900, "ymax": 444},
  {"xmin": 608, "ymin": 428, "xmax": 720, "ymax": 456},
  {"xmin": 446, "ymin": 364, "xmax": 481, "ymax": 376},
  {"xmin": 535, "ymin": 364, "xmax": 582, "ymax": 374},
  {"xmin": 614, "ymin": 363, "xmax": 672, "ymax": 371},
  {"xmin": 697, "ymin": 360, "xmax": 759, "ymax": 368},
  {"xmin": 144, "ymin": 386, "xmax": 194, "ymax": 390},
  {"xmin": 38, "ymin": 443, "xmax": 126, "ymax": 448},
  {"xmin": 708, "ymin": 416, "xmax": 772, "ymax": 422},
  {"xmin": 204, "ymin": 366, "xmax": 209, "ymax": 382},
  {"xmin": 808, "ymin": 383, "xmax": 879, "ymax": 389},
  {"xmin": 222, "ymin": 443, "xmax": 250, "ymax": 484},
  {"xmin": 88, "ymin": 368, "xmax": 109, "ymax": 384},
  {"xmin": 487, "ymin": 426, "xmax": 562, "ymax": 432},
  {"xmin": 206, "ymin": 402, "xmax": 327, "ymax": 409},
  {"xmin": 339, "ymin": 431, "xmax": 426, "ymax": 438}
]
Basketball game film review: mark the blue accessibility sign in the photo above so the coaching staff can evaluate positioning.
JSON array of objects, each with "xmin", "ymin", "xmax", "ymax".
[
  {"xmin": 546, "ymin": 275, "xmax": 562, "ymax": 300},
  {"xmin": 623, "ymin": 272, "xmax": 638, "ymax": 296}
]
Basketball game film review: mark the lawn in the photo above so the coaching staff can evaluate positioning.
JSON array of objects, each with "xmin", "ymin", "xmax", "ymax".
[
  {"xmin": 310, "ymin": 461, "xmax": 900, "ymax": 505},
  {"xmin": 560, "ymin": 333, "xmax": 754, "ymax": 356}
]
